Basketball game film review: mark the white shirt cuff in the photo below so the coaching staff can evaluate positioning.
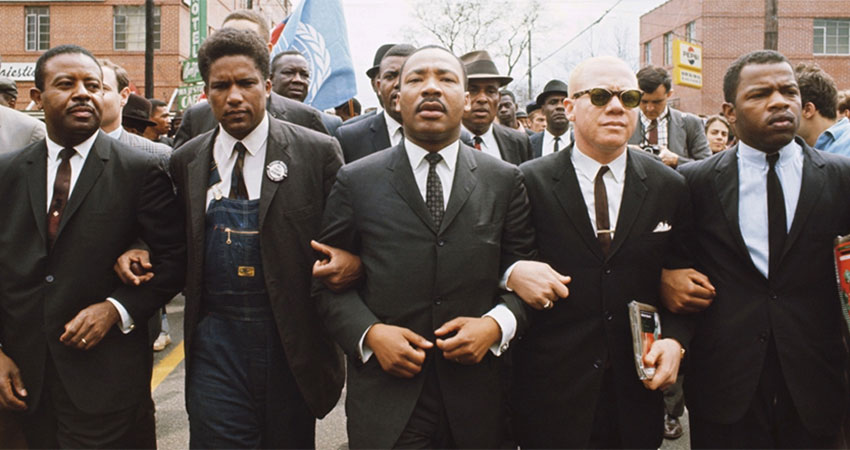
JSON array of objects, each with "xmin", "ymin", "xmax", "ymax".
[
  {"xmin": 106, "ymin": 298, "xmax": 135, "ymax": 334},
  {"xmin": 499, "ymin": 261, "xmax": 520, "ymax": 291},
  {"xmin": 485, "ymin": 303, "xmax": 516, "ymax": 356},
  {"xmin": 358, "ymin": 324, "xmax": 375, "ymax": 363}
]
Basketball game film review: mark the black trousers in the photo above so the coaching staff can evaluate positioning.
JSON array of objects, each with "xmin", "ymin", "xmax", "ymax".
[{"xmin": 394, "ymin": 363, "xmax": 456, "ymax": 449}]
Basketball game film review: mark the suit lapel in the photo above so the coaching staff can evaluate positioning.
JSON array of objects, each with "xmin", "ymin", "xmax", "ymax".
[
  {"xmin": 56, "ymin": 133, "xmax": 107, "ymax": 238},
  {"xmin": 782, "ymin": 142, "xmax": 826, "ymax": 262},
  {"xmin": 492, "ymin": 125, "xmax": 510, "ymax": 161},
  {"xmin": 712, "ymin": 146, "xmax": 753, "ymax": 264},
  {"xmin": 440, "ymin": 144, "xmax": 478, "ymax": 233},
  {"xmin": 552, "ymin": 145, "xmax": 605, "ymax": 260},
  {"xmin": 25, "ymin": 141, "xmax": 48, "ymax": 245},
  {"xmin": 667, "ymin": 110, "xmax": 683, "ymax": 153},
  {"xmin": 267, "ymin": 92, "xmax": 288, "ymax": 122},
  {"xmin": 388, "ymin": 143, "xmax": 437, "ymax": 234},
  {"xmin": 372, "ymin": 114, "xmax": 390, "ymax": 153},
  {"xmin": 607, "ymin": 150, "xmax": 647, "ymax": 259},
  {"xmin": 186, "ymin": 130, "xmax": 216, "ymax": 255},
  {"xmin": 258, "ymin": 121, "xmax": 292, "ymax": 231}
]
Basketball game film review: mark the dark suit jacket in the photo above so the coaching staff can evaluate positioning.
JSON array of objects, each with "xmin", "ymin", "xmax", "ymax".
[
  {"xmin": 321, "ymin": 111, "xmax": 343, "ymax": 137},
  {"xmin": 492, "ymin": 123, "xmax": 532, "ymax": 164},
  {"xmin": 529, "ymin": 129, "xmax": 575, "ymax": 159},
  {"xmin": 173, "ymin": 91, "xmax": 329, "ymax": 148},
  {"xmin": 678, "ymin": 139, "xmax": 850, "ymax": 436},
  {"xmin": 0, "ymin": 132, "xmax": 186, "ymax": 414},
  {"xmin": 169, "ymin": 117, "xmax": 345, "ymax": 419},
  {"xmin": 628, "ymin": 107, "xmax": 711, "ymax": 164},
  {"xmin": 336, "ymin": 111, "xmax": 390, "ymax": 163},
  {"xmin": 315, "ymin": 142, "xmax": 536, "ymax": 448},
  {"xmin": 513, "ymin": 146, "xmax": 692, "ymax": 448}
]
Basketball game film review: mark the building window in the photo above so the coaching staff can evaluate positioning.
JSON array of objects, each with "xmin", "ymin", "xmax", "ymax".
[
  {"xmin": 644, "ymin": 41, "xmax": 651, "ymax": 64},
  {"xmin": 25, "ymin": 7, "xmax": 50, "ymax": 51},
  {"xmin": 114, "ymin": 6, "xmax": 161, "ymax": 51},
  {"xmin": 686, "ymin": 21, "xmax": 696, "ymax": 42},
  {"xmin": 663, "ymin": 32, "xmax": 672, "ymax": 65},
  {"xmin": 814, "ymin": 19, "xmax": 850, "ymax": 55}
]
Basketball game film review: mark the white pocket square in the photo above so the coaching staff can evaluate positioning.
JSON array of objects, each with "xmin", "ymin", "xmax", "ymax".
[{"xmin": 652, "ymin": 221, "xmax": 672, "ymax": 233}]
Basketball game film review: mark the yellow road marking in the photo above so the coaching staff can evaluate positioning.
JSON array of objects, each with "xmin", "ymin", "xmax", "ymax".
[{"xmin": 151, "ymin": 341, "xmax": 185, "ymax": 392}]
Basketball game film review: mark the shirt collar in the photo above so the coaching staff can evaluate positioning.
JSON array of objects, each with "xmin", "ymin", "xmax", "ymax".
[
  {"xmin": 462, "ymin": 123, "xmax": 494, "ymax": 140},
  {"xmin": 824, "ymin": 117, "xmax": 849, "ymax": 140},
  {"xmin": 105, "ymin": 127, "xmax": 123, "ymax": 139},
  {"xmin": 404, "ymin": 138, "xmax": 459, "ymax": 173},
  {"xmin": 572, "ymin": 143, "xmax": 628, "ymax": 184},
  {"xmin": 640, "ymin": 107, "xmax": 669, "ymax": 126},
  {"xmin": 217, "ymin": 112, "xmax": 269, "ymax": 157},
  {"xmin": 544, "ymin": 128, "xmax": 566, "ymax": 142},
  {"xmin": 46, "ymin": 130, "xmax": 99, "ymax": 162},
  {"xmin": 738, "ymin": 138, "xmax": 801, "ymax": 169},
  {"xmin": 384, "ymin": 111, "xmax": 402, "ymax": 137}
]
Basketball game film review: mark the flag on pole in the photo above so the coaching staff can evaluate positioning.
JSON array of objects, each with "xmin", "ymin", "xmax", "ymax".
[{"xmin": 270, "ymin": 0, "xmax": 357, "ymax": 111}]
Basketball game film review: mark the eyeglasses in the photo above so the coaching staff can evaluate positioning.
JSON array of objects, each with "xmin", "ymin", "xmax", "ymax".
[{"xmin": 572, "ymin": 88, "xmax": 643, "ymax": 109}]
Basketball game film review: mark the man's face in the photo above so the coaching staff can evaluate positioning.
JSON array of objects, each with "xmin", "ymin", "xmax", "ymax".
[
  {"xmin": 463, "ymin": 79, "xmax": 501, "ymax": 134},
  {"xmin": 205, "ymin": 54, "xmax": 270, "ymax": 140},
  {"xmin": 271, "ymin": 54, "xmax": 310, "ymax": 102},
  {"xmin": 541, "ymin": 93, "xmax": 568, "ymax": 134},
  {"xmin": 723, "ymin": 62, "xmax": 800, "ymax": 153},
  {"xmin": 497, "ymin": 94, "xmax": 517, "ymax": 125},
  {"xmin": 397, "ymin": 48, "xmax": 469, "ymax": 148},
  {"xmin": 567, "ymin": 61, "xmax": 639, "ymax": 156},
  {"xmin": 150, "ymin": 105, "xmax": 172, "ymax": 135},
  {"xmin": 377, "ymin": 55, "xmax": 405, "ymax": 121},
  {"xmin": 639, "ymin": 84, "xmax": 671, "ymax": 120},
  {"xmin": 0, "ymin": 93, "xmax": 16, "ymax": 109},
  {"xmin": 31, "ymin": 52, "xmax": 103, "ymax": 145},
  {"xmin": 529, "ymin": 110, "xmax": 546, "ymax": 132},
  {"xmin": 100, "ymin": 66, "xmax": 128, "ymax": 131}
]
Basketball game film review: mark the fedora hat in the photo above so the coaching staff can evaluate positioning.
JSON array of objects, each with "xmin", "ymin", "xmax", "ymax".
[
  {"xmin": 122, "ymin": 93, "xmax": 156, "ymax": 128},
  {"xmin": 460, "ymin": 50, "xmax": 512, "ymax": 86},
  {"xmin": 535, "ymin": 79, "xmax": 569, "ymax": 106},
  {"xmin": 365, "ymin": 43, "xmax": 396, "ymax": 79},
  {"xmin": 0, "ymin": 77, "xmax": 17, "ymax": 98}
]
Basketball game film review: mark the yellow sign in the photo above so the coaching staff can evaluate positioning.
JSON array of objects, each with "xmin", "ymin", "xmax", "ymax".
[
  {"xmin": 673, "ymin": 39, "xmax": 702, "ymax": 71},
  {"xmin": 674, "ymin": 67, "xmax": 703, "ymax": 89}
]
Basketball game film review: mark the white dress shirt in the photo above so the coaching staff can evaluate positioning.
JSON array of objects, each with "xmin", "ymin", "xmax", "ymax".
[
  {"xmin": 46, "ymin": 130, "xmax": 134, "ymax": 334},
  {"xmin": 358, "ymin": 138, "xmax": 517, "ymax": 361},
  {"xmin": 463, "ymin": 123, "xmax": 503, "ymax": 161},
  {"xmin": 639, "ymin": 107, "xmax": 669, "ymax": 148},
  {"xmin": 738, "ymin": 140, "xmax": 802, "ymax": 278},
  {"xmin": 206, "ymin": 113, "xmax": 269, "ymax": 209},
  {"xmin": 541, "ymin": 128, "xmax": 571, "ymax": 157},
  {"xmin": 572, "ymin": 144, "xmax": 628, "ymax": 239},
  {"xmin": 384, "ymin": 111, "xmax": 404, "ymax": 148}
]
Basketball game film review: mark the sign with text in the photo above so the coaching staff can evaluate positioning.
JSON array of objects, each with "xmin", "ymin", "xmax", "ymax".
[
  {"xmin": 0, "ymin": 62, "xmax": 36, "ymax": 81},
  {"xmin": 182, "ymin": 59, "xmax": 201, "ymax": 84},
  {"xmin": 189, "ymin": 0, "xmax": 207, "ymax": 58},
  {"xmin": 674, "ymin": 67, "xmax": 703, "ymax": 89},
  {"xmin": 176, "ymin": 83, "xmax": 204, "ymax": 111},
  {"xmin": 673, "ymin": 39, "xmax": 702, "ymax": 71}
]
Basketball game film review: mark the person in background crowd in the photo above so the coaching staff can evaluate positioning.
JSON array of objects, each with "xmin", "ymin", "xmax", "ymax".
[
  {"xmin": 527, "ymin": 102, "xmax": 547, "ymax": 133},
  {"xmin": 837, "ymin": 89, "xmax": 850, "ymax": 120},
  {"xmin": 629, "ymin": 65, "xmax": 711, "ymax": 168},
  {"xmin": 0, "ymin": 77, "xmax": 17, "ymax": 109},
  {"xmin": 529, "ymin": 79, "xmax": 571, "ymax": 158},
  {"xmin": 704, "ymin": 114, "xmax": 732, "ymax": 153},
  {"xmin": 344, "ymin": 43, "xmax": 395, "ymax": 125},
  {"xmin": 122, "ymin": 93, "xmax": 158, "ymax": 137},
  {"xmin": 270, "ymin": 49, "xmax": 343, "ymax": 135},
  {"xmin": 145, "ymin": 99, "xmax": 174, "ymax": 146},
  {"xmin": 170, "ymin": 110, "xmax": 182, "ymax": 138},
  {"xmin": 334, "ymin": 97, "xmax": 361, "ymax": 122},
  {"xmin": 0, "ymin": 67, "xmax": 44, "ymax": 153},
  {"xmin": 795, "ymin": 62, "xmax": 850, "ymax": 157},
  {"xmin": 497, "ymin": 89, "xmax": 523, "ymax": 132},
  {"xmin": 516, "ymin": 109, "xmax": 530, "ymax": 131}
]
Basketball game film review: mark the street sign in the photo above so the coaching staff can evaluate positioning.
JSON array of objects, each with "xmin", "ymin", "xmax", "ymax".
[
  {"xmin": 175, "ymin": 83, "xmax": 204, "ymax": 111},
  {"xmin": 673, "ymin": 67, "xmax": 703, "ymax": 89}
]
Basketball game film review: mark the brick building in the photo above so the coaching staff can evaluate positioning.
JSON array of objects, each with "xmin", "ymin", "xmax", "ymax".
[
  {"xmin": 0, "ymin": 0, "xmax": 288, "ymax": 110},
  {"xmin": 640, "ymin": 0, "xmax": 850, "ymax": 116}
]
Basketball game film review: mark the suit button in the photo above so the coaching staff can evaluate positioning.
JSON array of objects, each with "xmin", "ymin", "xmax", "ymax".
[
  {"xmin": 770, "ymin": 293, "xmax": 778, "ymax": 301},
  {"xmin": 593, "ymin": 359, "xmax": 603, "ymax": 369},
  {"xmin": 604, "ymin": 268, "xmax": 612, "ymax": 275},
  {"xmin": 434, "ymin": 297, "xmax": 442, "ymax": 305},
  {"xmin": 437, "ymin": 240, "xmax": 446, "ymax": 247},
  {"xmin": 759, "ymin": 332, "xmax": 768, "ymax": 343},
  {"xmin": 45, "ymin": 275, "xmax": 54, "ymax": 283},
  {"xmin": 500, "ymin": 343, "xmax": 509, "ymax": 353},
  {"xmin": 605, "ymin": 311, "xmax": 613, "ymax": 321}
]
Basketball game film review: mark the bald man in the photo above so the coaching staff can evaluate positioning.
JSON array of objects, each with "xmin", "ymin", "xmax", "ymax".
[{"xmin": 508, "ymin": 56, "xmax": 692, "ymax": 448}]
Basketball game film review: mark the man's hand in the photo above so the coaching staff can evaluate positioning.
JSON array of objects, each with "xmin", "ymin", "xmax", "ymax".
[
  {"xmin": 59, "ymin": 301, "xmax": 121, "ymax": 351},
  {"xmin": 658, "ymin": 147, "xmax": 679, "ymax": 168},
  {"xmin": 311, "ymin": 240, "xmax": 363, "ymax": 293},
  {"xmin": 434, "ymin": 316, "xmax": 501, "ymax": 364},
  {"xmin": 114, "ymin": 249, "xmax": 154, "ymax": 286},
  {"xmin": 0, "ymin": 352, "xmax": 26, "ymax": 411},
  {"xmin": 661, "ymin": 268, "xmax": 716, "ymax": 314},
  {"xmin": 364, "ymin": 324, "xmax": 433, "ymax": 378},
  {"xmin": 642, "ymin": 338, "xmax": 683, "ymax": 391},
  {"xmin": 506, "ymin": 261, "xmax": 570, "ymax": 310}
]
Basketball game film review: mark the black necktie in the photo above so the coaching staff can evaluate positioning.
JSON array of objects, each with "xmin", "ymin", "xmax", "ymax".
[
  {"xmin": 473, "ymin": 136, "xmax": 483, "ymax": 151},
  {"xmin": 767, "ymin": 152, "xmax": 786, "ymax": 275},
  {"xmin": 229, "ymin": 142, "xmax": 249, "ymax": 200},
  {"xmin": 595, "ymin": 165, "xmax": 612, "ymax": 255},
  {"xmin": 553, "ymin": 136, "xmax": 561, "ymax": 153},
  {"xmin": 47, "ymin": 147, "xmax": 74, "ymax": 247},
  {"xmin": 425, "ymin": 153, "xmax": 444, "ymax": 228}
]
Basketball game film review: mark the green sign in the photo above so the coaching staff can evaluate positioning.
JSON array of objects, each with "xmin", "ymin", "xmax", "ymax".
[
  {"xmin": 182, "ymin": 59, "xmax": 201, "ymax": 84},
  {"xmin": 176, "ymin": 83, "xmax": 205, "ymax": 111},
  {"xmin": 189, "ymin": 0, "xmax": 206, "ymax": 58}
]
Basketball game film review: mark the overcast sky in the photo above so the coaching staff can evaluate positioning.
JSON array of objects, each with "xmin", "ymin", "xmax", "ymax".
[{"xmin": 334, "ymin": 0, "xmax": 669, "ymax": 109}]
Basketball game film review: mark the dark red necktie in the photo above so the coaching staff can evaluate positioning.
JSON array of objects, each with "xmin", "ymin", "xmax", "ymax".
[
  {"xmin": 648, "ymin": 119, "xmax": 658, "ymax": 145},
  {"xmin": 473, "ymin": 136, "xmax": 483, "ymax": 151},
  {"xmin": 47, "ymin": 147, "xmax": 74, "ymax": 246}
]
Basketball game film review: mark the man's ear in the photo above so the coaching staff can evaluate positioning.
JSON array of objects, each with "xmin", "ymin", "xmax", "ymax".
[
  {"xmin": 119, "ymin": 87, "xmax": 131, "ymax": 108},
  {"xmin": 565, "ymin": 98, "xmax": 576, "ymax": 122},
  {"xmin": 666, "ymin": 88, "xmax": 674, "ymax": 98},
  {"xmin": 801, "ymin": 102, "xmax": 817, "ymax": 119},
  {"xmin": 463, "ymin": 91, "xmax": 471, "ymax": 113},
  {"xmin": 30, "ymin": 87, "xmax": 42, "ymax": 109},
  {"xmin": 722, "ymin": 102, "xmax": 736, "ymax": 125}
]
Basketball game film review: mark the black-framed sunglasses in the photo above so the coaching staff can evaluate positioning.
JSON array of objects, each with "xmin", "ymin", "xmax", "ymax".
[{"xmin": 572, "ymin": 88, "xmax": 643, "ymax": 109}]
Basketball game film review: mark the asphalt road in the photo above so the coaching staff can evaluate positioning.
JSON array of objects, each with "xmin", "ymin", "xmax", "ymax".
[{"xmin": 152, "ymin": 296, "xmax": 689, "ymax": 449}]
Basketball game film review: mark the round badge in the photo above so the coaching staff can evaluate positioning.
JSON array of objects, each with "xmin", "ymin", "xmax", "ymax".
[{"xmin": 266, "ymin": 160, "xmax": 288, "ymax": 182}]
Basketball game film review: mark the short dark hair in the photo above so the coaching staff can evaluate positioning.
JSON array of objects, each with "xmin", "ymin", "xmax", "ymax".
[
  {"xmin": 270, "ymin": 50, "xmax": 306, "ymax": 72},
  {"xmin": 149, "ymin": 98, "xmax": 167, "ymax": 110},
  {"xmin": 35, "ymin": 44, "xmax": 101, "ymax": 91},
  {"xmin": 838, "ymin": 89, "xmax": 850, "ymax": 116},
  {"xmin": 98, "ymin": 58, "xmax": 130, "ymax": 92},
  {"xmin": 198, "ymin": 28, "xmax": 270, "ymax": 84},
  {"xmin": 636, "ymin": 65, "xmax": 672, "ymax": 94},
  {"xmin": 723, "ymin": 50, "xmax": 790, "ymax": 103},
  {"xmin": 500, "ymin": 89, "xmax": 516, "ymax": 103},
  {"xmin": 399, "ymin": 45, "xmax": 467, "ymax": 89},
  {"xmin": 383, "ymin": 44, "xmax": 416, "ymax": 61},
  {"xmin": 223, "ymin": 9, "xmax": 270, "ymax": 42},
  {"xmin": 795, "ymin": 62, "xmax": 837, "ymax": 120}
]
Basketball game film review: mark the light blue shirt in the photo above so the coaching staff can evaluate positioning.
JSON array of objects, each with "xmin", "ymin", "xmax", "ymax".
[
  {"xmin": 738, "ymin": 140, "xmax": 803, "ymax": 278},
  {"xmin": 815, "ymin": 117, "xmax": 850, "ymax": 157}
]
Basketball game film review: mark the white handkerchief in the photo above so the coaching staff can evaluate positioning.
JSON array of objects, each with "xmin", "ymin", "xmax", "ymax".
[{"xmin": 652, "ymin": 221, "xmax": 672, "ymax": 233}]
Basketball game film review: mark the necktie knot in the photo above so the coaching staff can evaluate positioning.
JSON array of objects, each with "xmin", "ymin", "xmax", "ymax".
[
  {"xmin": 229, "ymin": 142, "xmax": 249, "ymax": 200},
  {"xmin": 233, "ymin": 142, "xmax": 247, "ymax": 157},
  {"xmin": 596, "ymin": 165, "xmax": 610, "ymax": 180},
  {"xmin": 766, "ymin": 152, "xmax": 780, "ymax": 169},
  {"xmin": 473, "ymin": 136, "xmax": 483, "ymax": 150},
  {"xmin": 59, "ymin": 147, "xmax": 75, "ymax": 162},
  {"xmin": 425, "ymin": 152, "xmax": 443, "ymax": 166}
]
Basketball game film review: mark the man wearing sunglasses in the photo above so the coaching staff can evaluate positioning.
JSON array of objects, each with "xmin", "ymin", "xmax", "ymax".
[{"xmin": 507, "ymin": 55, "xmax": 691, "ymax": 448}]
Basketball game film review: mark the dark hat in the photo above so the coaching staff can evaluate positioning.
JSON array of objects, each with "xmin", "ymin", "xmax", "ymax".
[
  {"xmin": 516, "ymin": 109, "xmax": 528, "ymax": 119},
  {"xmin": 535, "ymin": 79, "xmax": 569, "ymax": 106},
  {"xmin": 460, "ymin": 50, "xmax": 512, "ymax": 86},
  {"xmin": 366, "ymin": 43, "xmax": 396, "ymax": 79},
  {"xmin": 0, "ymin": 77, "xmax": 17, "ymax": 98},
  {"xmin": 122, "ymin": 93, "xmax": 156, "ymax": 127},
  {"xmin": 526, "ymin": 101, "xmax": 541, "ymax": 114}
]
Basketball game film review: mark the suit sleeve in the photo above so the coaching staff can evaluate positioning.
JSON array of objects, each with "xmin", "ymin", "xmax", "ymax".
[
  {"xmin": 172, "ymin": 108, "xmax": 194, "ymax": 149},
  {"xmin": 310, "ymin": 111, "xmax": 330, "ymax": 135},
  {"xmin": 28, "ymin": 122, "xmax": 46, "ymax": 146},
  {"xmin": 680, "ymin": 114, "xmax": 711, "ymax": 164},
  {"xmin": 520, "ymin": 134, "xmax": 532, "ymax": 163}
]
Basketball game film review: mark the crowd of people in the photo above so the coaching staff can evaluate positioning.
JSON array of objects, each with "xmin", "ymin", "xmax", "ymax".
[{"xmin": 1, "ymin": 7, "xmax": 850, "ymax": 450}]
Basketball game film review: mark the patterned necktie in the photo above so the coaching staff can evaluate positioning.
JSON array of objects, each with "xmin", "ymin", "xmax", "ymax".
[
  {"xmin": 767, "ymin": 152, "xmax": 786, "ymax": 275},
  {"xmin": 47, "ymin": 147, "xmax": 74, "ymax": 247},
  {"xmin": 648, "ymin": 119, "xmax": 658, "ymax": 145},
  {"xmin": 229, "ymin": 142, "xmax": 249, "ymax": 199},
  {"xmin": 425, "ymin": 153, "xmax": 445, "ymax": 228},
  {"xmin": 554, "ymin": 136, "xmax": 561, "ymax": 153},
  {"xmin": 595, "ymin": 165, "xmax": 612, "ymax": 255},
  {"xmin": 473, "ymin": 136, "xmax": 483, "ymax": 151}
]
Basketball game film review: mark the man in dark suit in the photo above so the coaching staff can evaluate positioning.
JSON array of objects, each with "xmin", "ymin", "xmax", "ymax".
[
  {"xmin": 270, "ymin": 50, "xmax": 343, "ymax": 136},
  {"xmin": 509, "ymin": 55, "xmax": 688, "ymax": 449},
  {"xmin": 169, "ymin": 29, "xmax": 345, "ymax": 448},
  {"xmin": 664, "ymin": 50, "xmax": 850, "ymax": 448},
  {"xmin": 628, "ymin": 65, "xmax": 710, "ymax": 167},
  {"xmin": 172, "ymin": 9, "xmax": 328, "ymax": 148},
  {"xmin": 529, "ymin": 79, "xmax": 572, "ymax": 158},
  {"xmin": 335, "ymin": 44, "xmax": 414, "ymax": 163},
  {"xmin": 460, "ymin": 50, "xmax": 531, "ymax": 165},
  {"xmin": 315, "ymin": 45, "xmax": 536, "ymax": 448},
  {"xmin": 343, "ymin": 44, "xmax": 395, "ymax": 126},
  {"xmin": 0, "ymin": 45, "xmax": 185, "ymax": 448}
]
